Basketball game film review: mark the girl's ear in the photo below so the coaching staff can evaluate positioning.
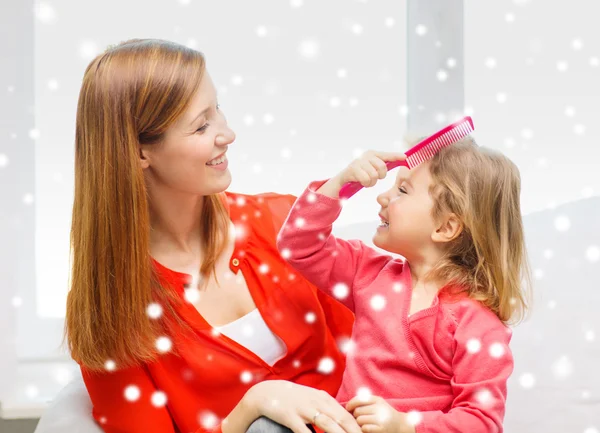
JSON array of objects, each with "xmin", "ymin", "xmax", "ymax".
[{"xmin": 432, "ymin": 213, "xmax": 463, "ymax": 244}]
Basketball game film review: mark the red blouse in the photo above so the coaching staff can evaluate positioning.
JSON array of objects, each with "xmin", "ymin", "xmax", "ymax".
[{"xmin": 80, "ymin": 191, "xmax": 355, "ymax": 433}]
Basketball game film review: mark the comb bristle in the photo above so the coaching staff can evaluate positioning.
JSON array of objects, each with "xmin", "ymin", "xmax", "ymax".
[{"xmin": 406, "ymin": 121, "xmax": 474, "ymax": 169}]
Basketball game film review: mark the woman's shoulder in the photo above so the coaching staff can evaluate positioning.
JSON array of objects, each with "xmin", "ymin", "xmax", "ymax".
[{"xmin": 224, "ymin": 190, "xmax": 298, "ymax": 237}]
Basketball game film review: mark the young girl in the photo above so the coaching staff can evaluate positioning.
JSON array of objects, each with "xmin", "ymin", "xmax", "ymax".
[{"xmin": 276, "ymin": 138, "xmax": 531, "ymax": 433}]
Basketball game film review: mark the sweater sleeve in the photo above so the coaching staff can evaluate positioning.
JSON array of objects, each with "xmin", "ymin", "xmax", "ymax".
[
  {"xmin": 81, "ymin": 365, "xmax": 223, "ymax": 433},
  {"xmin": 415, "ymin": 303, "xmax": 514, "ymax": 433},
  {"xmin": 276, "ymin": 179, "xmax": 392, "ymax": 312}
]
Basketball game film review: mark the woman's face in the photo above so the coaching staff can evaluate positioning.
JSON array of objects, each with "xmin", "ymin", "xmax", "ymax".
[{"xmin": 140, "ymin": 72, "xmax": 236, "ymax": 196}]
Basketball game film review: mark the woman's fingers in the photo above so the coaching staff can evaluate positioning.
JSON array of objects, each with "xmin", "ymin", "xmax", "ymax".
[{"xmin": 313, "ymin": 413, "xmax": 348, "ymax": 433}]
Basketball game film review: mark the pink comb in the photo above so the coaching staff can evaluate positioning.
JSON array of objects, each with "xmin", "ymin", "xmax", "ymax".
[{"xmin": 339, "ymin": 116, "xmax": 475, "ymax": 199}]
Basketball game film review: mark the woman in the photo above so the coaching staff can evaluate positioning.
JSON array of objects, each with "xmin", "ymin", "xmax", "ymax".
[{"xmin": 65, "ymin": 38, "xmax": 359, "ymax": 433}]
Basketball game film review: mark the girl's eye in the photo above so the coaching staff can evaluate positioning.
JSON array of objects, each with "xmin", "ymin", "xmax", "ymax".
[{"xmin": 398, "ymin": 187, "xmax": 407, "ymax": 194}]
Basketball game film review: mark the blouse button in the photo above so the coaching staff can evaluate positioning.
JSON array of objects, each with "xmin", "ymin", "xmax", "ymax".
[{"xmin": 232, "ymin": 258, "xmax": 240, "ymax": 267}]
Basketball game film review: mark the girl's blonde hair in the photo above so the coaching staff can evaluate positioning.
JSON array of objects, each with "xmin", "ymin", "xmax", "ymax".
[
  {"xmin": 427, "ymin": 137, "xmax": 532, "ymax": 324},
  {"xmin": 65, "ymin": 39, "xmax": 230, "ymax": 370}
]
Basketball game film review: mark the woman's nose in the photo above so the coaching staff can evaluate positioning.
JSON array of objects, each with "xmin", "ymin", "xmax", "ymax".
[{"xmin": 216, "ymin": 127, "xmax": 236, "ymax": 147}]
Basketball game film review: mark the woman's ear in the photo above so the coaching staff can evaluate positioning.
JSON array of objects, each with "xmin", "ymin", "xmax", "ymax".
[
  {"xmin": 139, "ymin": 146, "xmax": 151, "ymax": 169},
  {"xmin": 432, "ymin": 213, "xmax": 463, "ymax": 244}
]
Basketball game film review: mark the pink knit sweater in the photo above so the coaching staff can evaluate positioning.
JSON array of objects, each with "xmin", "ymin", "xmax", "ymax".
[{"xmin": 276, "ymin": 180, "xmax": 514, "ymax": 433}]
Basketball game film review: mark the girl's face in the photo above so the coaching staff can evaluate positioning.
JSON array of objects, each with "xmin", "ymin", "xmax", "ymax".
[
  {"xmin": 140, "ymin": 72, "xmax": 236, "ymax": 196},
  {"xmin": 373, "ymin": 162, "xmax": 438, "ymax": 258}
]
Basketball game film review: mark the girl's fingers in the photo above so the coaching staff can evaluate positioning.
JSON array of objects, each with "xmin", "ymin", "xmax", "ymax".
[
  {"xmin": 368, "ymin": 156, "xmax": 388, "ymax": 179},
  {"xmin": 372, "ymin": 151, "xmax": 406, "ymax": 162}
]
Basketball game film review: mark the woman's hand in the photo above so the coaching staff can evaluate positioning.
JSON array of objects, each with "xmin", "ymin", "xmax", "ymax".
[
  {"xmin": 346, "ymin": 395, "xmax": 415, "ymax": 433},
  {"xmin": 246, "ymin": 380, "xmax": 363, "ymax": 433}
]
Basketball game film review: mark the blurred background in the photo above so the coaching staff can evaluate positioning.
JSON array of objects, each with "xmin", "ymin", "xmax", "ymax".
[{"xmin": 0, "ymin": 0, "xmax": 598, "ymax": 432}]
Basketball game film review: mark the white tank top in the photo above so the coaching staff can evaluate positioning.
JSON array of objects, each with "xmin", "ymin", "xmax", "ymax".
[{"xmin": 214, "ymin": 308, "xmax": 287, "ymax": 366}]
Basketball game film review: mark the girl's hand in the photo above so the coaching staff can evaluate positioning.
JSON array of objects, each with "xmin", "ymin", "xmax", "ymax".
[
  {"xmin": 247, "ymin": 380, "xmax": 363, "ymax": 433},
  {"xmin": 346, "ymin": 395, "xmax": 415, "ymax": 433},
  {"xmin": 336, "ymin": 150, "xmax": 406, "ymax": 188}
]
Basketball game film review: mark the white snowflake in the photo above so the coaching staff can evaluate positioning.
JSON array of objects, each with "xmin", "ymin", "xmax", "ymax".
[
  {"xmin": 280, "ymin": 248, "xmax": 292, "ymax": 259},
  {"xmin": 548, "ymin": 300, "xmax": 557, "ymax": 310},
  {"xmin": 146, "ymin": 302, "xmax": 163, "ymax": 319},
  {"xmin": 8, "ymin": 295, "xmax": 23, "ymax": 309},
  {"xmin": 298, "ymin": 39, "xmax": 320, "ymax": 60},
  {"xmin": 231, "ymin": 75, "xmax": 244, "ymax": 86},
  {"xmin": 552, "ymin": 355, "xmax": 573, "ymax": 379},
  {"xmin": 293, "ymin": 360, "xmax": 301, "ymax": 368},
  {"xmin": 184, "ymin": 287, "xmax": 200, "ymax": 303},
  {"xmin": 294, "ymin": 217, "xmax": 305, "ymax": 228},
  {"xmin": 485, "ymin": 57, "xmax": 497, "ymax": 69},
  {"xmin": 585, "ymin": 330, "xmax": 595, "ymax": 342},
  {"xmin": 521, "ymin": 128, "xmax": 534, "ymax": 140},
  {"xmin": 574, "ymin": 124, "xmax": 586, "ymax": 135},
  {"xmin": 586, "ymin": 246, "xmax": 600, "ymax": 263},
  {"xmin": 519, "ymin": 372, "xmax": 535, "ymax": 389},
  {"xmin": 25, "ymin": 385, "xmax": 39, "ymax": 399},
  {"xmin": 590, "ymin": 57, "xmax": 600, "ymax": 67},
  {"xmin": 556, "ymin": 61, "xmax": 568, "ymax": 72},
  {"xmin": 290, "ymin": 0, "xmax": 303, "ymax": 7},
  {"xmin": 34, "ymin": 3, "xmax": 57, "ymax": 24},
  {"xmin": 415, "ymin": 25, "xmax": 428, "ymax": 36},
  {"xmin": 317, "ymin": 357, "xmax": 335, "ymax": 374},
  {"xmin": 488, "ymin": 342, "xmax": 506, "ymax": 358},
  {"xmin": 370, "ymin": 294, "xmax": 386, "ymax": 311},
  {"xmin": 48, "ymin": 79, "xmax": 59, "ymax": 90},
  {"xmin": 240, "ymin": 371, "xmax": 253, "ymax": 383},
  {"xmin": 258, "ymin": 263, "xmax": 269, "ymax": 274},
  {"xmin": 349, "ymin": 97, "xmax": 359, "ymax": 107},
  {"xmin": 156, "ymin": 336, "xmax": 173, "ymax": 353},
  {"xmin": 406, "ymin": 411, "xmax": 423, "ymax": 426},
  {"xmin": 305, "ymin": 312, "xmax": 316, "ymax": 323},
  {"xmin": 554, "ymin": 215, "xmax": 571, "ymax": 232},
  {"xmin": 436, "ymin": 70, "xmax": 448, "ymax": 82},
  {"xmin": 496, "ymin": 92, "xmax": 507, "ymax": 103},
  {"xmin": 356, "ymin": 387, "xmax": 372, "ymax": 402},
  {"xmin": 105, "ymin": 360, "xmax": 116, "ymax": 371},
  {"xmin": 151, "ymin": 391, "xmax": 168, "ymax": 407},
  {"xmin": 581, "ymin": 187, "xmax": 594, "ymax": 198},
  {"xmin": 393, "ymin": 283, "xmax": 403, "ymax": 292},
  {"xmin": 572, "ymin": 38, "xmax": 583, "ymax": 50},
  {"xmin": 466, "ymin": 338, "xmax": 481, "ymax": 354},
  {"xmin": 505, "ymin": 13, "xmax": 515, "ymax": 23},
  {"xmin": 242, "ymin": 325, "xmax": 254, "ymax": 337},
  {"xmin": 0, "ymin": 153, "xmax": 9, "ymax": 168},
  {"xmin": 583, "ymin": 427, "xmax": 599, "ymax": 433},
  {"xmin": 199, "ymin": 411, "xmax": 219, "ymax": 429},
  {"xmin": 534, "ymin": 269, "xmax": 544, "ymax": 280},
  {"xmin": 330, "ymin": 97, "xmax": 341, "ymax": 108},
  {"xmin": 446, "ymin": 58, "xmax": 457, "ymax": 69},
  {"xmin": 29, "ymin": 129, "xmax": 40, "ymax": 140},
  {"xmin": 23, "ymin": 193, "xmax": 34, "ymax": 205},
  {"xmin": 263, "ymin": 113, "xmax": 275, "ymax": 125},
  {"xmin": 398, "ymin": 105, "xmax": 409, "ymax": 116},
  {"xmin": 543, "ymin": 249, "xmax": 554, "ymax": 259},
  {"xmin": 504, "ymin": 138, "xmax": 516, "ymax": 148},
  {"xmin": 256, "ymin": 26, "xmax": 268, "ymax": 37},
  {"xmin": 333, "ymin": 282, "xmax": 349, "ymax": 299},
  {"xmin": 475, "ymin": 389, "xmax": 494, "ymax": 407},
  {"xmin": 124, "ymin": 385, "xmax": 140, "ymax": 402},
  {"xmin": 243, "ymin": 115, "xmax": 255, "ymax": 126},
  {"xmin": 79, "ymin": 40, "xmax": 99, "ymax": 60},
  {"xmin": 281, "ymin": 148, "xmax": 292, "ymax": 159},
  {"xmin": 385, "ymin": 17, "xmax": 395, "ymax": 28},
  {"xmin": 351, "ymin": 24, "xmax": 363, "ymax": 35}
]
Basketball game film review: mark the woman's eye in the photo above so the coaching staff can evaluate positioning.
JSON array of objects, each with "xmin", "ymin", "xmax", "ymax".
[
  {"xmin": 196, "ymin": 123, "xmax": 209, "ymax": 133},
  {"xmin": 216, "ymin": 103, "xmax": 220, "ymax": 110}
]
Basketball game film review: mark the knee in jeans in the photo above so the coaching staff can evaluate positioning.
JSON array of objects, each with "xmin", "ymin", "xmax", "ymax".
[{"xmin": 247, "ymin": 416, "xmax": 292, "ymax": 433}]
